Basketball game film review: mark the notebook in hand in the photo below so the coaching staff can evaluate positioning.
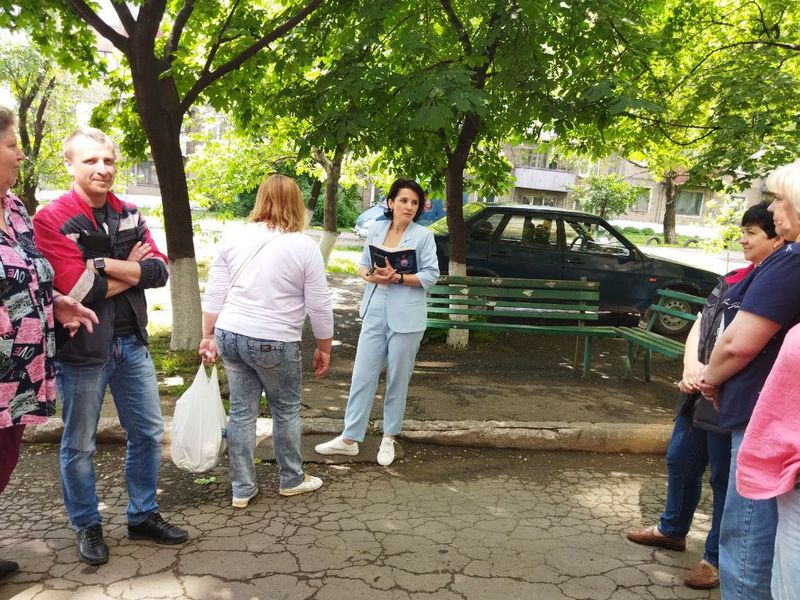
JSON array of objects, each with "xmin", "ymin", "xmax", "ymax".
[{"xmin": 368, "ymin": 244, "xmax": 418, "ymax": 274}]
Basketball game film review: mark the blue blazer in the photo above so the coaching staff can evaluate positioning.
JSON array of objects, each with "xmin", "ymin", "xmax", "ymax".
[{"xmin": 359, "ymin": 219, "xmax": 440, "ymax": 333}]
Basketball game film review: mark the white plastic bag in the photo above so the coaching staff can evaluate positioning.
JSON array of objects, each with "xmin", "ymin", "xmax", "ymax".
[{"xmin": 170, "ymin": 364, "xmax": 228, "ymax": 473}]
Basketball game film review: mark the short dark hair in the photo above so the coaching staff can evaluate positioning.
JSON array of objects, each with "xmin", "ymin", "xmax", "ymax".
[
  {"xmin": 383, "ymin": 178, "xmax": 427, "ymax": 222},
  {"xmin": 741, "ymin": 202, "xmax": 778, "ymax": 239},
  {"xmin": 0, "ymin": 107, "xmax": 15, "ymax": 136}
]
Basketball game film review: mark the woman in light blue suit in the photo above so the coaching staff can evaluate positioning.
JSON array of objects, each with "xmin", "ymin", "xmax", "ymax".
[{"xmin": 316, "ymin": 179, "xmax": 440, "ymax": 466}]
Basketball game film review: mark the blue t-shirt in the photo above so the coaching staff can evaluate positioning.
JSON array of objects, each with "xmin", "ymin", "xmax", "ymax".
[{"xmin": 718, "ymin": 243, "xmax": 800, "ymax": 430}]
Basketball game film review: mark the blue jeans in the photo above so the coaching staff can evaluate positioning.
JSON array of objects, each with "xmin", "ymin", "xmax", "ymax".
[
  {"xmin": 342, "ymin": 288, "xmax": 423, "ymax": 442},
  {"xmin": 58, "ymin": 336, "xmax": 164, "ymax": 531},
  {"xmin": 719, "ymin": 429, "xmax": 778, "ymax": 599},
  {"xmin": 658, "ymin": 411, "xmax": 731, "ymax": 567},
  {"xmin": 215, "ymin": 329, "xmax": 304, "ymax": 494},
  {"xmin": 773, "ymin": 487, "xmax": 800, "ymax": 600}
]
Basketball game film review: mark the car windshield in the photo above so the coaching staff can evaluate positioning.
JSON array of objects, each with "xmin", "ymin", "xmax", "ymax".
[{"xmin": 428, "ymin": 203, "xmax": 486, "ymax": 234}]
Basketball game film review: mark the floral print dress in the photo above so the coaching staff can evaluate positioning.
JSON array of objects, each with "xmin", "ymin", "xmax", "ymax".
[{"xmin": 0, "ymin": 192, "xmax": 56, "ymax": 429}]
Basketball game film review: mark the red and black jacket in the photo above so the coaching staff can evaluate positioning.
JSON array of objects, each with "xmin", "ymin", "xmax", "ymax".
[{"xmin": 32, "ymin": 189, "xmax": 169, "ymax": 366}]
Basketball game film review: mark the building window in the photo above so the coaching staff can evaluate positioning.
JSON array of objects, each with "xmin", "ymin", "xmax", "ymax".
[
  {"xmin": 676, "ymin": 190, "xmax": 704, "ymax": 216},
  {"xmin": 516, "ymin": 147, "xmax": 549, "ymax": 169},
  {"xmin": 520, "ymin": 192, "xmax": 557, "ymax": 207},
  {"xmin": 630, "ymin": 189, "xmax": 651, "ymax": 213},
  {"xmin": 135, "ymin": 160, "xmax": 159, "ymax": 186}
]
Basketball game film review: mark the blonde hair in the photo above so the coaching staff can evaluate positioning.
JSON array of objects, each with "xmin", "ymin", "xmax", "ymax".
[
  {"xmin": 766, "ymin": 159, "xmax": 800, "ymax": 213},
  {"xmin": 63, "ymin": 127, "xmax": 117, "ymax": 161},
  {"xmin": 250, "ymin": 174, "xmax": 305, "ymax": 232}
]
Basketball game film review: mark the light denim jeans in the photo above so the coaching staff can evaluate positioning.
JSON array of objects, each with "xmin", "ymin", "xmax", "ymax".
[
  {"xmin": 719, "ymin": 429, "xmax": 778, "ymax": 600},
  {"xmin": 215, "ymin": 329, "xmax": 304, "ymax": 495},
  {"xmin": 658, "ymin": 411, "xmax": 731, "ymax": 567},
  {"xmin": 57, "ymin": 335, "xmax": 164, "ymax": 531},
  {"xmin": 342, "ymin": 287, "xmax": 423, "ymax": 442},
  {"xmin": 773, "ymin": 487, "xmax": 800, "ymax": 600}
]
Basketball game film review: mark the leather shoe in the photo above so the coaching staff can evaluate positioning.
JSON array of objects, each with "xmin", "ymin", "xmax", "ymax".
[
  {"xmin": 626, "ymin": 525, "xmax": 686, "ymax": 551},
  {"xmin": 0, "ymin": 559, "xmax": 19, "ymax": 578},
  {"xmin": 128, "ymin": 513, "xmax": 188, "ymax": 545},
  {"xmin": 684, "ymin": 560, "xmax": 720, "ymax": 589},
  {"xmin": 77, "ymin": 525, "xmax": 109, "ymax": 565}
]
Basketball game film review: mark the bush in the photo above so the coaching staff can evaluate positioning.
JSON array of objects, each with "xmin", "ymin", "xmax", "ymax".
[
  {"xmin": 640, "ymin": 227, "xmax": 655, "ymax": 236},
  {"xmin": 621, "ymin": 226, "xmax": 639, "ymax": 234},
  {"xmin": 311, "ymin": 184, "xmax": 362, "ymax": 229}
]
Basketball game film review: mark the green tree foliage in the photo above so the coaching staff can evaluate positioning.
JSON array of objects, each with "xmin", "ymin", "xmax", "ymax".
[
  {"xmin": 568, "ymin": 175, "xmax": 643, "ymax": 220},
  {"xmin": 0, "ymin": 35, "xmax": 78, "ymax": 213},
  {"xmin": 0, "ymin": 0, "xmax": 328, "ymax": 349},
  {"xmin": 563, "ymin": 0, "xmax": 800, "ymax": 240}
]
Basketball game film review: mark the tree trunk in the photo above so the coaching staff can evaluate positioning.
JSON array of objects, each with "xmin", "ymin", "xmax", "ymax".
[
  {"xmin": 18, "ymin": 181, "xmax": 38, "ymax": 215},
  {"xmin": 305, "ymin": 178, "xmax": 322, "ymax": 227},
  {"xmin": 443, "ymin": 113, "xmax": 480, "ymax": 349},
  {"xmin": 319, "ymin": 146, "xmax": 344, "ymax": 265},
  {"xmin": 129, "ymin": 55, "xmax": 202, "ymax": 350},
  {"xmin": 663, "ymin": 176, "xmax": 677, "ymax": 245}
]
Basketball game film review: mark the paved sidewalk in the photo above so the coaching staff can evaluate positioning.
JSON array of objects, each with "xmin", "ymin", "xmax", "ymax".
[{"xmin": 0, "ymin": 442, "xmax": 719, "ymax": 600}]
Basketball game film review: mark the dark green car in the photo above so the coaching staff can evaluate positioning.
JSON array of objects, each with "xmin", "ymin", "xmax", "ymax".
[{"xmin": 430, "ymin": 204, "xmax": 720, "ymax": 335}]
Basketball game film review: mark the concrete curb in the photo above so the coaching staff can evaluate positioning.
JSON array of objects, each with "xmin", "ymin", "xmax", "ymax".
[{"xmin": 24, "ymin": 416, "xmax": 671, "ymax": 455}]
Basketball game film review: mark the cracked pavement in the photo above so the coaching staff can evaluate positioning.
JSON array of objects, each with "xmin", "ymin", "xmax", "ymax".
[{"xmin": 1, "ymin": 441, "xmax": 718, "ymax": 600}]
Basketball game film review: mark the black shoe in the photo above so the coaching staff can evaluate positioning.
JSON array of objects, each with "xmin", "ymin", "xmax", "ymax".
[
  {"xmin": 127, "ymin": 513, "xmax": 188, "ymax": 545},
  {"xmin": 0, "ymin": 559, "xmax": 19, "ymax": 579},
  {"xmin": 77, "ymin": 525, "xmax": 109, "ymax": 566}
]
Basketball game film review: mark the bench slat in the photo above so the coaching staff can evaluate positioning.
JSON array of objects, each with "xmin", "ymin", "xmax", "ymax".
[
  {"xmin": 656, "ymin": 289, "xmax": 706, "ymax": 304},
  {"xmin": 437, "ymin": 275, "xmax": 600, "ymax": 290},
  {"xmin": 425, "ymin": 318, "xmax": 616, "ymax": 336},
  {"xmin": 429, "ymin": 286, "xmax": 600, "ymax": 301},
  {"xmin": 648, "ymin": 304, "xmax": 700, "ymax": 322},
  {"xmin": 426, "ymin": 307, "xmax": 600, "ymax": 320},
  {"xmin": 426, "ymin": 298, "xmax": 600, "ymax": 311}
]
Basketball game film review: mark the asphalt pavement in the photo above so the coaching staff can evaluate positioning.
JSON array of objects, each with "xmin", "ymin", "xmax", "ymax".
[{"xmin": 0, "ymin": 441, "xmax": 719, "ymax": 600}]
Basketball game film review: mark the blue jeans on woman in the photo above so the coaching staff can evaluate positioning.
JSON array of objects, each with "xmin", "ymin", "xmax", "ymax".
[
  {"xmin": 215, "ymin": 329, "xmax": 304, "ymax": 496},
  {"xmin": 58, "ymin": 335, "xmax": 164, "ymax": 531},
  {"xmin": 719, "ymin": 429, "xmax": 778, "ymax": 600},
  {"xmin": 658, "ymin": 411, "xmax": 731, "ymax": 567}
]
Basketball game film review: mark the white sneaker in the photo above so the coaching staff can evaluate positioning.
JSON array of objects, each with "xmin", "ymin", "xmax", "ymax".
[
  {"xmin": 377, "ymin": 438, "xmax": 396, "ymax": 466},
  {"xmin": 279, "ymin": 475, "xmax": 323, "ymax": 497},
  {"xmin": 315, "ymin": 436, "xmax": 359, "ymax": 456},
  {"xmin": 231, "ymin": 486, "xmax": 259, "ymax": 508}
]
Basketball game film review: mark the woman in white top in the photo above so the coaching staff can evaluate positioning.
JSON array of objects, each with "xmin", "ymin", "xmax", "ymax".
[
  {"xmin": 315, "ymin": 178, "xmax": 440, "ymax": 466},
  {"xmin": 200, "ymin": 174, "xmax": 333, "ymax": 506}
]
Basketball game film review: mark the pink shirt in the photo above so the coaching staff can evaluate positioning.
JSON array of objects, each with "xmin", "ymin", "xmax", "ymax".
[{"xmin": 737, "ymin": 323, "xmax": 800, "ymax": 499}]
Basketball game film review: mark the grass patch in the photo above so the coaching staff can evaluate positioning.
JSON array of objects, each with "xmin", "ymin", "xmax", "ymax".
[
  {"xmin": 197, "ymin": 258, "xmax": 210, "ymax": 281},
  {"xmin": 327, "ymin": 258, "xmax": 360, "ymax": 275},
  {"xmin": 148, "ymin": 327, "xmax": 204, "ymax": 398}
]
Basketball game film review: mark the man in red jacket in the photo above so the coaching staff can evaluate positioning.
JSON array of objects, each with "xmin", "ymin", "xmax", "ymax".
[{"xmin": 33, "ymin": 127, "xmax": 187, "ymax": 566}]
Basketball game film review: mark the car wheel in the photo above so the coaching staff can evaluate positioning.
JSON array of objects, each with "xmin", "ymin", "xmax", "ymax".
[
  {"xmin": 651, "ymin": 295, "xmax": 696, "ymax": 337},
  {"xmin": 645, "ymin": 236, "xmax": 661, "ymax": 245}
]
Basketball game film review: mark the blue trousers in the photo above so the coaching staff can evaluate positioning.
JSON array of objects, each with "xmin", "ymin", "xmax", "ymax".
[
  {"xmin": 719, "ymin": 429, "xmax": 778, "ymax": 600},
  {"xmin": 216, "ymin": 329, "xmax": 304, "ymax": 493},
  {"xmin": 342, "ymin": 288, "xmax": 423, "ymax": 442},
  {"xmin": 57, "ymin": 336, "xmax": 164, "ymax": 531},
  {"xmin": 658, "ymin": 410, "xmax": 731, "ymax": 567}
]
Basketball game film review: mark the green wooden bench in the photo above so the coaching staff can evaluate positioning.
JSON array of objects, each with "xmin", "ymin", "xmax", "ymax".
[
  {"xmin": 614, "ymin": 288, "xmax": 706, "ymax": 381},
  {"xmin": 425, "ymin": 275, "xmax": 618, "ymax": 378}
]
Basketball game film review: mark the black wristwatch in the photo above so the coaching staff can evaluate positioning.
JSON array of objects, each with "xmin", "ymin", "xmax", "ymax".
[
  {"xmin": 93, "ymin": 257, "xmax": 107, "ymax": 276},
  {"xmin": 395, "ymin": 273, "xmax": 405, "ymax": 285}
]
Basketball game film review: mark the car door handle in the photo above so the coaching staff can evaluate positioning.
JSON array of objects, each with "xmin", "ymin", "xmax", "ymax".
[
  {"xmin": 493, "ymin": 249, "xmax": 511, "ymax": 257},
  {"xmin": 566, "ymin": 256, "xmax": 583, "ymax": 264}
]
